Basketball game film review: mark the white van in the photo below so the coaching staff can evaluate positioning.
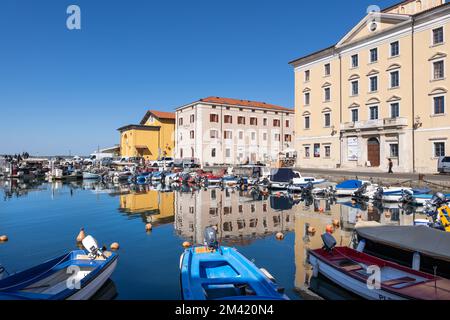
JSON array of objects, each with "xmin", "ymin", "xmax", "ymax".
[{"xmin": 438, "ymin": 156, "xmax": 450, "ymax": 174}]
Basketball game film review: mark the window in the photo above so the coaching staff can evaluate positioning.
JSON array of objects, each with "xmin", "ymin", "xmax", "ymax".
[
  {"xmin": 305, "ymin": 146, "xmax": 310, "ymax": 158},
  {"xmin": 351, "ymin": 109, "xmax": 359, "ymax": 122},
  {"xmin": 369, "ymin": 106, "xmax": 379, "ymax": 120},
  {"xmin": 251, "ymin": 132, "xmax": 256, "ymax": 141},
  {"xmin": 304, "ymin": 92, "xmax": 310, "ymax": 105},
  {"xmin": 248, "ymin": 117, "xmax": 257, "ymax": 126},
  {"xmin": 211, "ymin": 148, "xmax": 216, "ymax": 158},
  {"xmin": 390, "ymin": 71, "xmax": 400, "ymax": 88},
  {"xmin": 370, "ymin": 76, "xmax": 378, "ymax": 92},
  {"xmin": 210, "ymin": 130, "xmax": 218, "ymax": 139},
  {"xmin": 224, "ymin": 131, "xmax": 232, "ymax": 139},
  {"xmin": 304, "ymin": 116, "xmax": 310, "ymax": 129},
  {"xmin": 225, "ymin": 148, "xmax": 231, "ymax": 158},
  {"xmin": 390, "ymin": 144, "xmax": 399, "ymax": 158},
  {"xmin": 190, "ymin": 130, "xmax": 195, "ymax": 139},
  {"xmin": 324, "ymin": 113, "xmax": 331, "ymax": 127},
  {"xmin": 325, "ymin": 146, "xmax": 331, "ymax": 158},
  {"xmin": 263, "ymin": 132, "xmax": 267, "ymax": 141},
  {"xmin": 237, "ymin": 116, "xmax": 246, "ymax": 125},
  {"xmin": 351, "ymin": 54, "xmax": 359, "ymax": 68},
  {"xmin": 263, "ymin": 118, "xmax": 268, "ymax": 126},
  {"xmin": 224, "ymin": 115, "xmax": 233, "ymax": 123},
  {"xmin": 178, "ymin": 117, "xmax": 183, "ymax": 126},
  {"xmin": 210, "ymin": 114, "xmax": 219, "ymax": 123},
  {"xmin": 434, "ymin": 96, "xmax": 445, "ymax": 114},
  {"xmin": 390, "ymin": 41, "xmax": 399, "ymax": 57},
  {"xmin": 324, "ymin": 63, "xmax": 331, "ymax": 76},
  {"xmin": 434, "ymin": 142, "xmax": 445, "ymax": 157},
  {"xmin": 324, "ymin": 87, "xmax": 331, "ymax": 101},
  {"xmin": 190, "ymin": 114, "xmax": 195, "ymax": 123},
  {"xmin": 433, "ymin": 27, "xmax": 444, "ymax": 45},
  {"xmin": 433, "ymin": 60, "xmax": 444, "ymax": 80},
  {"xmin": 274, "ymin": 133, "xmax": 280, "ymax": 141},
  {"xmin": 285, "ymin": 120, "xmax": 290, "ymax": 128},
  {"xmin": 273, "ymin": 119, "xmax": 281, "ymax": 127},
  {"xmin": 284, "ymin": 134, "xmax": 292, "ymax": 142},
  {"xmin": 351, "ymin": 80, "xmax": 359, "ymax": 96},
  {"xmin": 314, "ymin": 144, "xmax": 320, "ymax": 158},
  {"xmin": 238, "ymin": 131, "xmax": 243, "ymax": 140},
  {"xmin": 390, "ymin": 103, "xmax": 400, "ymax": 118},
  {"xmin": 305, "ymin": 70, "xmax": 310, "ymax": 82},
  {"xmin": 370, "ymin": 48, "xmax": 378, "ymax": 63}
]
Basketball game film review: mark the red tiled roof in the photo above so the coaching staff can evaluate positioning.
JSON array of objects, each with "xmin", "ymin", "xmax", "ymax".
[
  {"xmin": 199, "ymin": 97, "xmax": 293, "ymax": 112},
  {"xmin": 148, "ymin": 110, "xmax": 176, "ymax": 120}
]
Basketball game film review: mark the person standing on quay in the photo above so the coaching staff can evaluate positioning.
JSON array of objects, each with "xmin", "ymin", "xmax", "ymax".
[{"xmin": 388, "ymin": 158, "xmax": 393, "ymax": 174}]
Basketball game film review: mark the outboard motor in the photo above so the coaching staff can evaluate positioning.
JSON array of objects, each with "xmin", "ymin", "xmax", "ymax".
[
  {"xmin": 321, "ymin": 233, "xmax": 337, "ymax": 253},
  {"xmin": 204, "ymin": 227, "xmax": 219, "ymax": 250},
  {"xmin": 373, "ymin": 187, "xmax": 384, "ymax": 201},
  {"xmin": 302, "ymin": 182, "xmax": 314, "ymax": 196},
  {"xmin": 353, "ymin": 183, "xmax": 368, "ymax": 199},
  {"xmin": 430, "ymin": 192, "xmax": 447, "ymax": 207},
  {"xmin": 400, "ymin": 189, "xmax": 414, "ymax": 204},
  {"xmin": 82, "ymin": 235, "xmax": 106, "ymax": 260}
]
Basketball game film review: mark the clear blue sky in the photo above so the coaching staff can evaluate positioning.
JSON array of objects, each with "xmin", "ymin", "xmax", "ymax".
[{"xmin": 0, "ymin": 0, "xmax": 399, "ymax": 156}]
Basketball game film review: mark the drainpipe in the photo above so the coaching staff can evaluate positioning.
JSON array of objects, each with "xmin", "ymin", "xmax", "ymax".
[
  {"xmin": 339, "ymin": 51, "xmax": 343, "ymax": 168},
  {"xmin": 411, "ymin": 18, "xmax": 416, "ymax": 173}
]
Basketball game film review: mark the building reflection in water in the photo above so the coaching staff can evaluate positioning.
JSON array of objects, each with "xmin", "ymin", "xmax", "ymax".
[
  {"xmin": 119, "ymin": 187, "xmax": 175, "ymax": 226},
  {"xmin": 175, "ymin": 188, "xmax": 296, "ymax": 245}
]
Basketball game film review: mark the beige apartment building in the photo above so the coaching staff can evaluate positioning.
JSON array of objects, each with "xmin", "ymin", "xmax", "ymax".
[
  {"xmin": 290, "ymin": 0, "xmax": 449, "ymax": 173},
  {"xmin": 175, "ymin": 97, "xmax": 294, "ymax": 167}
]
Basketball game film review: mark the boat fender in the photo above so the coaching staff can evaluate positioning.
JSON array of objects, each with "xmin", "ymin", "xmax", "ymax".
[
  {"xmin": 76, "ymin": 228, "xmax": 86, "ymax": 243},
  {"xmin": 325, "ymin": 225, "xmax": 334, "ymax": 234},
  {"xmin": 145, "ymin": 223, "xmax": 153, "ymax": 232},
  {"xmin": 275, "ymin": 232, "xmax": 284, "ymax": 240},
  {"xmin": 182, "ymin": 241, "xmax": 191, "ymax": 248},
  {"xmin": 332, "ymin": 219, "xmax": 340, "ymax": 228},
  {"xmin": 0, "ymin": 235, "xmax": 8, "ymax": 242},
  {"xmin": 356, "ymin": 239, "xmax": 366, "ymax": 253},
  {"xmin": 110, "ymin": 242, "xmax": 120, "ymax": 251},
  {"xmin": 412, "ymin": 252, "xmax": 421, "ymax": 271}
]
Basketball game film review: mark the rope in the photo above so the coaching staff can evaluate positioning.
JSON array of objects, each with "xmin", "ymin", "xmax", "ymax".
[{"xmin": 0, "ymin": 252, "xmax": 72, "ymax": 291}]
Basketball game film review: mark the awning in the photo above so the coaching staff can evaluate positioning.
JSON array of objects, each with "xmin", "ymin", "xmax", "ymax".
[{"xmin": 356, "ymin": 224, "xmax": 450, "ymax": 262}]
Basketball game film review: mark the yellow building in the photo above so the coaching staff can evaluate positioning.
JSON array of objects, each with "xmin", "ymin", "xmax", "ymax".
[
  {"xmin": 289, "ymin": 0, "xmax": 449, "ymax": 173},
  {"xmin": 118, "ymin": 110, "xmax": 175, "ymax": 160}
]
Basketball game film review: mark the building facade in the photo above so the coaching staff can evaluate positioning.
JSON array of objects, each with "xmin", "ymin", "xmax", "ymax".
[
  {"xmin": 118, "ymin": 110, "xmax": 175, "ymax": 161},
  {"xmin": 290, "ymin": 0, "xmax": 449, "ymax": 173},
  {"xmin": 175, "ymin": 97, "xmax": 295, "ymax": 167}
]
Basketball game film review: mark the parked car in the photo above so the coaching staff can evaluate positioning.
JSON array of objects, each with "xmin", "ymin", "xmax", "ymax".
[
  {"xmin": 150, "ymin": 157, "xmax": 174, "ymax": 167},
  {"xmin": 438, "ymin": 156, "xmax": 450, "ymax": 174},
  {"xmin": 100, "ymin": 157, "xmax": 114, "ymax": 166},
  {"xmin": 181, "ymin": 158, "xmax": 200, "ymax": 168}
]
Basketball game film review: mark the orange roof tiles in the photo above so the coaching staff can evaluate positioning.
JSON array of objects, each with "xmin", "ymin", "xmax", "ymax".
[
  {"xmin": 148, "ymin": 110, "xmax": 176, "ymax": 120},
  {"xmin": 199, "ymin": 97, "xmax": 293, "ymax": 112}
]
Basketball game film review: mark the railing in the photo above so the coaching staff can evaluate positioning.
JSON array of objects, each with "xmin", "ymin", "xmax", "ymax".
[{"xmin": 341, "ymin": 117, "xmax": 407, "ymax": 130}]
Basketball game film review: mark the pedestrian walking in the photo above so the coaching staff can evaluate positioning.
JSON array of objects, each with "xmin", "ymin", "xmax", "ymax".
[{"xmin": 388, "ymin": 158, "xmax": 393, "ymax": 174}]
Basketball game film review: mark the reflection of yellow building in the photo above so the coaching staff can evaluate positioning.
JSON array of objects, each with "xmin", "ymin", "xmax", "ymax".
[
  {"xmin": 118, "ymin": 110, "xmax": 175, "ymax": 160},
  {"xmin": 120, "ymin": 189, "xmax": 175, "ymax": 226}
]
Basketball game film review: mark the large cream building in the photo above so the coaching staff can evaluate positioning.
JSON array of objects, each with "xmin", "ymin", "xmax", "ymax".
[
  {"xmin": 175, "ymin": 97, "xmax": 294, "ymax": 167},
  {"xmin": 290, "ymin": 0, "xmax": 449, "ymax": 173}
]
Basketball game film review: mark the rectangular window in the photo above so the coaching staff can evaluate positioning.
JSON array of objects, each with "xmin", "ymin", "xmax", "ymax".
[
  {"xmin": 305, "ymin": 70, "xmax": 310, "ymax": 82},
  {"xmin": 225, "ymin": 148, "xmax": 231, "ymax": 158},
  {"xmin": 390, "ymin": 41, "xmax": 399, "ymax": 57},
  {"xmin": 369, "ymin": 106, "xmax": 379, "ymax": 120},
  {"xmin": 390, "ymin": 103, "xmax": 400, "ymax": 118},
  {"xmin": 274, "ymin": 133, "xmax": 280, "ymax": 141},
  {"xmin": 434, "ymin": 142, "xmax": 445, "ymax": 157},
  {"xmin": 433, "ymin": 60, "xmax": 445, "ymax": 80},
  {"xmin": 190, "ymin": 115, "xmax": 195, "ymax": 123},
  {"xmin": 284, "ymin": 134, "xmax": 292, "ymax": 142},
  {"xmin": 390, "ymin": 144, "xmax": 399, "ymax": 158},
  {"xmin": 304, "ymin": 116, "xmax": 310, "ymax": 129},
  {"xmin": 273, "ymin": 119, "xmax": 281, "ymax": 127},
  {"xmin": 238, "ymin": 131, "xmax": 243, "ymax": 140},
  {"xmin": 314, "ymin": 144, "xmax": 320, "ymax": 158},
  {"xmin": 433, "ymin": 27, "xmax": 444, "ymax": 45},
  {"xmin": 351, "ymin": 54, "xmax": 359, "ymax": 68},
  {"xmin": 324, "ymin": 63, "xmax": 331, "ymax": 76},
  {"xmin": 211, "ymin": 148, "xmax": 216, "ymax": 158},
  {"xmin": 224, "ymin": 131, "xmax": 232, "ymax": 139},
  {"xmin": 237, "ymin": 116, "xmax": 246, "ymax": 125},
  {"xmin": 370, "ymin": 76, "xmax": 378, "ymax": 92},
  {"xmin": 324, "ymin": 87, "xmax": 331, "ymax": 101},
  {"xmin": 263, "ymin": 118, "xmax": 268, "ymax": 126},
  {"xmin": 224, "ymin": 115, "xmax": 233, "ymax": 124},
  {"xmin": 351, "ymin": 109, "xmax": 359, "ymax": 122},
  {"xmin": 210, "ymin": 130, "xmax": 218, "ymax": 139},
  {"xmin": 251, "ymin": 132, "xmax": 256, "ymax": 141},
  {"xmin": 190, "ymin": 131, "xmax": 195, "ymax": 139},
  {"xmin": 324, "ymin": 113, "xmax": 331, "ymax": 127},
  {"xmin": 304, "ymin": 92, "xmax": 310, "ymax": 105},
  {"xmin": 263, "ymin": 132, "xmax": 267, "ymax": 141},
  {"xmin": 351, "ymin": 80, "xmax": 359, "ymax": 96},
  {"xmin": 370, "ymin": 48, "xmax": 378, "ymax": 63},
  {"xmin": 210, "ymin": 114, "xmax": 219, "ymax": 123},
  {"xmin": 285, "ymin": 120, "xmax": 290, "ymax": 128},
  {"xmin": 178, "ymin": 117, "xmax": 183, "ymax": 126},
  {"xmin": 434, "ymin": 96, "xmax": 445, "ymax": 114},
  {"xmin": 390, "ymin": 71, "xmax": 400, "ymax": 88},
  {"xmin": 305, "ymin": 146, "xmax": 310, "ymax": 158},
  {"xmin": 325, "ymin": 146, "xmax": 331, "ymax": 158},
  {"xmin": 250, "ymin": 117, "xmax": 257, "ymax": 126}
]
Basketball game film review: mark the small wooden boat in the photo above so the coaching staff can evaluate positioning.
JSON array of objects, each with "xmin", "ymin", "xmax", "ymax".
[
  {"xmin": 0, "ymin": 236, "xmax": 118, "ymax": 300},
  {"xmin": 180, "ymin": 228, "xmax": 288, "ymax": 300},
  {"xmin": 309, "ymin": 233, "xmax": 450, "ymax": 300}
]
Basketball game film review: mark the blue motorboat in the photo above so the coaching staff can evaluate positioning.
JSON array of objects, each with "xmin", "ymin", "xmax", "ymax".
[
  {"xmin": 0, "ymin": 236, "xmax": 118, "ymax": 300},
  {"xmin": 335, "ymin": 180, "xmax": 369, "ymax": 196},
  {"xmin": 180, "ymin": 228, "xmax": 289, "ymax": 300},
  {"xmin": 136, "ymin": 172, "xmax": 152, "ymax": 184}
]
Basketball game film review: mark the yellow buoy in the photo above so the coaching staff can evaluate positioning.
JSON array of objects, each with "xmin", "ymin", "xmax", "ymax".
[
  {"xmin": 332, "ymin": 219, "xmax": 340, "ymax": 228},
  {"xmin": 145, "ymin": 223, "xmax": 153, "ymax": 231},
  {"xmin": 275, "ymin": 232, "xmax": 284, "ymax": 240},
  {"xmin": 0, "ymin": 235, "xmax": 8, "ymax": 242},
  {"xmin": 76, "ymin": 228, "xmax": 86, "ymax": 243},
  {"xmin": 182, "ymin": 241, "xmax": 192, "ymax": 248},
  {"xmin": 110, "ymin": 242, "xmax": 120, "ymax": 250}
]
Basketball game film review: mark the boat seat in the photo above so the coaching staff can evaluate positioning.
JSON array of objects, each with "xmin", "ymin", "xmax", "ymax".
[
  {"xmin": 382, "ymin": 277, "xmax": 417, "ymax": 287},
  {"xmin": 75, "ymin": 251, "xmax": 112, "ymax": 261}
]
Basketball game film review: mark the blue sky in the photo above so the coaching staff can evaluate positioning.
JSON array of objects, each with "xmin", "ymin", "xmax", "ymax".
[{"xmin": 0, "ymin": 0, "xmax": 399, "ymax": 156}]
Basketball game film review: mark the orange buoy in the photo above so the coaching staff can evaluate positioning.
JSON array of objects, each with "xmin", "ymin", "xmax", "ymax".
[
  {"xmin": 76, "ymin": 228, "xmax": 86, "ymax": 243},
  {"xmin": 182, "ymin": 241, "xmax": 192, "ymax": 248},
  {"xmin": 0, "ymin": 235, "xmax": 8, "ymax": 242},
  {"xmin": 110, "ymin": 242, "xmax": 120, "ymax": 250},
  {"xmin": 332, "ymin": 219, "xmax": 340, "ymax": 228},
  {"xmin": 325, "ymin": 225, "xmax": 334, "ymax": 234},
  {"xmin": 319, "ymin": 207, "xmax": 324, "ymax": 213},
  {"xmin": 275, "ymin": 232, "xmax": 285, "ymax": 240},
  {"xmin": 145, "ymin": 223, "xmax": 153, "ymax": 231}
]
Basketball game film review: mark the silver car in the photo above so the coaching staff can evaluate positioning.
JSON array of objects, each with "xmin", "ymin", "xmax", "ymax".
[{"xmin": 438, "ymin": 156, "xmax": 450, "ymax": 174}]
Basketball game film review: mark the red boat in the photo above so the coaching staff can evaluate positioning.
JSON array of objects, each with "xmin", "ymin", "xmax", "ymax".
[{"xmin": 309, "ymin": 234, "xmax": 450, "ymax": 300}]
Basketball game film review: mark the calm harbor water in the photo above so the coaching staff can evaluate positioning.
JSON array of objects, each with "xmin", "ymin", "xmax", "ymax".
[{"xmin": 0, "ymin": 179, "xmax": 426, "ymax": 300}]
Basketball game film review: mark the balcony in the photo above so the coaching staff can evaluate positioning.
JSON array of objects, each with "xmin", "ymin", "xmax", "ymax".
[{"xmin": 341, "ymin": 117, "xmax": 407, "ymax": 131}]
